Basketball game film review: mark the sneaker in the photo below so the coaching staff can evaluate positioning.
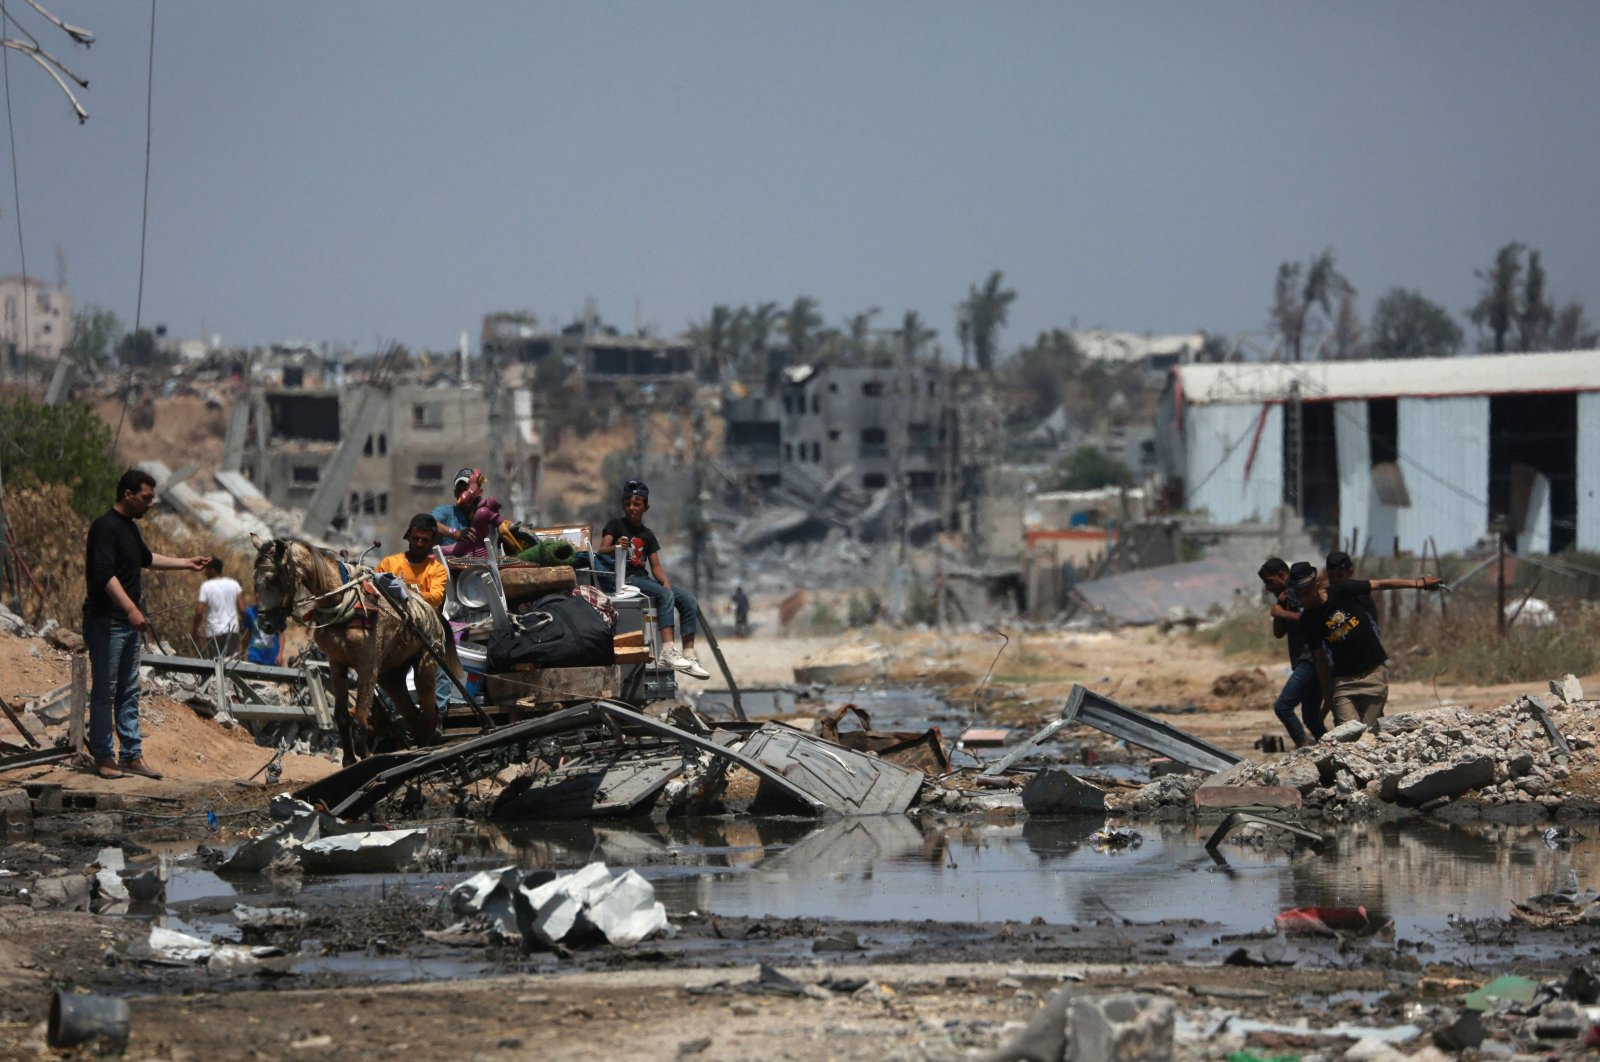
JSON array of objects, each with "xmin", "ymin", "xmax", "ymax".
[
  {"xmin": 94, "ymin": 760, "xmax": 124, "ymax": 780},
  {"xmin": 661, "ymin": 646, "xmax": 711, "ymax": 680},
  {"xmin": 119, "ymin": 756, "xmax": 164, "ymax": 780}
]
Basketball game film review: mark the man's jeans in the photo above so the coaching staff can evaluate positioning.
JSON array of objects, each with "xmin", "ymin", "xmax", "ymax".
[
  {"xmin": 1274, "ymin": 656, "xmax": 1326, "ymax": 745},
  {"xmin": 85, "ymin": 613, "xmax": 143, "ymax": 764}
]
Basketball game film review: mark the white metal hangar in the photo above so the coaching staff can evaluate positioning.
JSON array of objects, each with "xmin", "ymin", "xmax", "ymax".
[{"xmin": 1155, "ymin": 350, "xmax": 1600, "ymax": 555}]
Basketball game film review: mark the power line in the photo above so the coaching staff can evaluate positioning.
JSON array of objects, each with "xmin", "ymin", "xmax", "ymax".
[{"xmin": 114, "ymin": 0, "xmax": 156, "ymax": 451}]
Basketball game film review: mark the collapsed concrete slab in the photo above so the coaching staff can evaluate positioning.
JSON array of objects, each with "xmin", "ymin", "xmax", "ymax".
[
  {"xmin": 1394, "ymin": 755, "xmax": 1495, "ymax": 806},
  {"xmin": 1069, "ymin": 992, "xmax": 1175, "ymax": 1062}
]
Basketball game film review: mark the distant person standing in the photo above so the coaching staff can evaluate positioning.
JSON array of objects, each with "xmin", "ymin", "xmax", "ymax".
[
  {"xmin": 83, "ymin": 470, "xmax": 209, "ymax": 780},
  {"xmin": 1257, "ymin": 558, "xmax": 1325, "ymax": 747},
  {"xmin": 1294, "ymin": 563, "xmax": 1442, "ymax": 730},
  {"xmin": 732, "ymin": 586, "xmax": 750, "ymax": 638},
  {"xmin": 192, "ymin": 557, "xmax": 244, "ymax": 659}
]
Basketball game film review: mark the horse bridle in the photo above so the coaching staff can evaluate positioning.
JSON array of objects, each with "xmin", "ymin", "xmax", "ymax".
[{"xmin": 256, "ymin": 538, "xmax": 365, "ymax": 633}]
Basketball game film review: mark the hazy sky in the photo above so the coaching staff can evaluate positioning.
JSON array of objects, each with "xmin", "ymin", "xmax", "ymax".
[{"xmin": 4, "ymin": 2, "xmax": 1598, "ymax": 357}]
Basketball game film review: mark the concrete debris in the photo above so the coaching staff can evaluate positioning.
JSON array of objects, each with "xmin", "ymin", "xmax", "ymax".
[
  {"xmin": 1551, "ymin": 674, "xmax": 1584, "ymax": 704},
  {"xmin": 0, "ymin": 603, "xmax": 34, "ymax": 638},
  {"xmin": 985, "ymin": 983, "xmax": 1072, "ymax": 1062},
  {"xmin": 1021, "ymin": 768, "xmax": 1107, "ymax": 814},
  {"xmin": 1069, "ymin": 992, "xmax": 1175, "ymax": 1062},
  {"xmin": 445, "ymin": 861, "xmax": 673, "ymax": 949},
  {"xmin": 1182, "ymin": 694, "xmax": 1599, "ymax": 821}
]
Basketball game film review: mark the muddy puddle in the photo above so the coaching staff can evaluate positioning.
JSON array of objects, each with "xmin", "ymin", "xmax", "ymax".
[{"xmin": 124, "ymin": 812, "xmax": 1600, "ymax": 988}]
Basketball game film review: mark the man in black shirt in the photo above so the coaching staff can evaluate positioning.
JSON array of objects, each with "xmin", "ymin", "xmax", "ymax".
[
  {"xmin": 1258, "ymin": 558, "xmax": 1325, "ymax": 747},
  {"xmin": 1325, "ymin": 550, "xmax": 1379, "ymax": 638},
  {"xmin": 1294, "ymin": 564, "xmax": 1441, "ymax": 730},
  {"xmin": 596, "ymin": 478, "xmax": 710, "ymax": 679},
  {"xmin": 83, "ymin": 470, "xmax": 209, "ymax": 779}
]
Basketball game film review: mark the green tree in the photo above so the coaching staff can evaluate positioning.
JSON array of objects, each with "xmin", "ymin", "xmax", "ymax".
[
  {"xmin": 844, "ymin": 306, "xmax": 881, "ymax": 364},
  {"xmin": 1517, "ymin": 250, "xmax": 1554, "ymax": 351},
  {"xmin": 1468, "ymin": 242, "xmax": 1523, "ymax": 353},
  {"xmin": 1007, "ymin": 329, "xmax": 1081, "ymax": 423},
  {"xmin": 962, "ymin": 270, "xmax": 1017, "ymax": 371},
  {"xmin": 115, "ymin": 328, "xmax": 171, "ymax": 368},
  {"xmin": 781, "ymin": 296, "xmax": 825, "ymax": 364},
  {"xmin": 897, "ymin": 309, "xmax": 936, "ymax": 362},
  {"xmin": 63, "ymin": 305, "xmax": 122, "ymax": 369},
  {"xmin": 1368, "ymin": 288, "xmax": 1463, "ymax": 359},
  {"xmin": 0, "ymin": 395, "xmax": 120, "ymax": 518},
  {"xmin": 1045, "ymin": 445, "xmax": 1133, "ymax": 491},
  {"xmin": 1271, "ymin": 249, "xmax": 1353, "ymax": 361},
  {"xmin": 1550, "ymin": 302, "xmax": 1600, "ymax": 351},
  {"xmin": 687, "ymin": 303, "xmax": 735, "ymax": 381}
]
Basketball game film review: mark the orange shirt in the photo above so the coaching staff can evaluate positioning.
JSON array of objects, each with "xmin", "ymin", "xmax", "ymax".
[{"xmin": 375, "ymin": 552, "xmax": 447, "ymax": 610}]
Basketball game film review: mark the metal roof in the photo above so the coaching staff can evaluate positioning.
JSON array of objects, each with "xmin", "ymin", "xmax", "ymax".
[{"xmin": 1172, "ymin": 349, "xmax": 1600, "ymax": 405}]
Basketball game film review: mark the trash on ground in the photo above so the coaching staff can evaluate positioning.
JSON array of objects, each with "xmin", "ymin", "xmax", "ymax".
[
  {"xmin": 446, "ymin": 861, "xmax": 673, "ymax": 948},
  {"xmin": 1089, "ymin": 826, "xmax": 1141, "ymax": 852}
]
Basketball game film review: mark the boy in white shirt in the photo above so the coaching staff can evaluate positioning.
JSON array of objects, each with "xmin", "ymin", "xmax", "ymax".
[{"xmin": 192, "ymin": 556, "xmax": 244, "ymax": 659}]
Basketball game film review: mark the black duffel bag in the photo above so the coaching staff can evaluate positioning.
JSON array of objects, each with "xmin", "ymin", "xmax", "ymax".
[{"xmin": 486, "ymin": 592, "xmax": 616, "ymax": 671}]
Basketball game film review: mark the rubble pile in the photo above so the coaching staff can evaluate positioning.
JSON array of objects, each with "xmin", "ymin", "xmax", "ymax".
[{"xmin": 1197, "ymin": 691, "xmax": 1599, "ymax": 821}]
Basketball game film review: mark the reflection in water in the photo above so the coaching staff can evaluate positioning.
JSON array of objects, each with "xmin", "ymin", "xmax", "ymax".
[
  {"xmin": 467, "ymin": 816, "xmax": 1600, "ymax": 946},
  {"xmin": 151, "ymin": 814, "xmax": 1600, "ymax": 966}
]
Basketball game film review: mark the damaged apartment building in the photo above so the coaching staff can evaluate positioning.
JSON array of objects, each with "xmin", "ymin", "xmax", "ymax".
[
  {"xmin": 721, "ymin": 363, "xmax": 976, "ymax": 536},
  {"xmin": 225, "ymin": 369, "xmax": 534, "ymax": 544},
  {"xmin": 481, "ymin": 312, "xmax": 693, "ymax": 387}
]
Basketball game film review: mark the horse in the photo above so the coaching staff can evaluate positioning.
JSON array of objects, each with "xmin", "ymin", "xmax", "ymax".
[{"xmin": 250, "ymin": 534, "xmax": 463, "ymax": 765}]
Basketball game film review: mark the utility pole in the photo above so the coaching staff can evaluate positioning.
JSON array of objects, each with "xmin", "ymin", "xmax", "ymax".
[{"xmin": 689, "ymin": 402, "xmax": 708, "ymax": 598}]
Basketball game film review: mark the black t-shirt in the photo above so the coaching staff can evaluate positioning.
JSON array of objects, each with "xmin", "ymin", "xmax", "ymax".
[
  {"xmin": 1299, "ymin": 579, "xmax": 1386, "ymax": 677},
  {"xmin": 1282, "ymin": 587, "xmax": 1312, "ymax": 664},
  {"xmin": 600, "ymin": 517, "xmax": 660, "ymax": 573},
  {"xmin": 83, "ymin": 509, "xmax": 153, "ymax": 619}
]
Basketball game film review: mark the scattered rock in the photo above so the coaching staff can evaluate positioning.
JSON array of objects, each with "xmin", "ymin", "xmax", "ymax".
[
  {"xmin": 1324, "ymin": 720, "xmax": 1368, "ymax": 743},
  {"xmin": 1210, "ymin": 669, "xmax": 1270, "ymax": 700},
  {"xmin": 1551, "ymin": 674, "xmax": 1583, "ymax": 705},
  {"xmin": 1021, "ymin": 769, "xmax": 1107, "ymax": 814}
]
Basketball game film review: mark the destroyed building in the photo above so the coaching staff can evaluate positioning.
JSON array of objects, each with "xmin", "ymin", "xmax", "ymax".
[
  {"xmin": 720, "ymin": 363, "xmax": 972, "ymax": 516},
  {"xmin": 0, "ymin": 273, "xmax": 72, "ymax": 368},
  {"xmin": 482, "ymin": 312, "xmax": 694, "ymax": 388},
  {"xmin": 227, "ymin": 379, "xmax": 530, "ymax": 543},
  {"xmin": 1156, "ymin": 349, "xmax": 1600, "ymax": 554}
]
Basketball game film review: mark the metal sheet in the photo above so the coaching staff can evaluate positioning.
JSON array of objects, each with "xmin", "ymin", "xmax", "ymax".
[
  {"xmin": 983, "ymin": 684, "xmax": 1241, "ymax": 776},
  {"xmin": 1184, "ymin": 402, "xmax": 1282, "ymax": 524},
  {"xmin": 1073, "ymin": 559, "xmax": 1256, "ymax": 626},
  {"xmin": 1579, "ymin": 393, "xmax": 1600, "ymax": 552},
  {"xmin": 736, "ymin": 724, "xmax": 925, "ymax": 815},
  {"xmin": 1395, "ymin": 396, "xmax": 1489, "ymax": 554},
  {"xmin": 490, "ymin": 751, "xmax": 683, "ymax": 819}
]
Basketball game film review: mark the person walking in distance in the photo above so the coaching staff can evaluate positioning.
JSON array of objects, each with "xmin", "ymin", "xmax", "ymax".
[
  {"xmin": 1257, "ymin": 558, "xmax": 1325, "ymax": 747},
  {"xmin": 83, "ymin": 470, "xmax": 209, "ymax": 779},
  {"xmin": 1293, "ymin": 562, "xmax": 1441, "ymax": 731}
]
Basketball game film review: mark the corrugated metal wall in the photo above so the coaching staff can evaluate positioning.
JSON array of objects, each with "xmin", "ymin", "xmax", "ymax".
[
  {"xmin": 1579, "ymin": 393, "xmax": 1600, "ymax": 552},
  {"xmin": 1184, "ymin": 402, "xmax": 1282, "ymax": 524},
  {"xmin": 1394, "ymin": 396, "xmax": 1489, "ymax": 555},
  {"xmin": 1333, "ymin": 399, "xmax": 1400, "ymax": 556}
]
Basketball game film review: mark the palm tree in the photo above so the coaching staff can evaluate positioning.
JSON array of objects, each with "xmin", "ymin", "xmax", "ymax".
[
  {"xmin": 738, "ymin": 301, "xmax": 781, "ymax": 375},
  {"xmin": 1517, "ymin": 250, "xmax": 1553, "ymax": 352},
  {"xmin": 898, "ymin": 309, "xmax": 936, "ymax": 361},
  {"xmin": 782, "ymin": 296, "xmax": 825, "ymax": 364},
  {"xmin": 963, "ymin": 270, "xmax": 1016, "ymax": 371},
  {"xmin": 1270, "ymin": 250, "xmax": 1353, "ymax": 361},
  {"xmin": 846, "ymin": 306, "xmax": 881, "ymax": 364},
  {"xmin": 1469, "ymin": 242, "xmax": 1523, "ymax": 353},
  {"xmin": 687, "ymin": 304, "xmax": 735, "ymax": 381}
]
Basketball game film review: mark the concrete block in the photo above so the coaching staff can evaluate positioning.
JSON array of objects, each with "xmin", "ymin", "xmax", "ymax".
[
  {"xmin": 1193, "ymin": 785, "xmax": 1302, "ymax": 811},
  {"xmin": 1275, "ymin": 758, "xmax": 1322, "ymax": 793},
  {"xmin": 1551, "ymin": 674, "xmax": 1583, "ymax": 704},
  {"xmin": 0, "ymin": 789, "xmax": 32, "ymax": 839},
  {"xmin": 1068, "ymin": 992, "xmax": 1174, "ymax": 1062},
  {"xmin": 1022, "ymin": 769, "xmax": 1106, "ymax": 814},
  {"xmin": 1396, "ymin": 755, "xmax": 1495, "ymax": 806},
  {"xmin": 986, "ymin": 983, "xmax": 1072, "ymax": 1062},
  {"xmin": 1323, "ymin": 720, "xmax": 1367, "ymax": 743}
]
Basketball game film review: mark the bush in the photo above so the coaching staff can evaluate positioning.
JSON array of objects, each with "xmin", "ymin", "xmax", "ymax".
[
  {"xmin": 0, "ymin": 394, "xmax": 121, "ymax": 518},
  {"xmin": 846, "ymin": 590, "xmax": 882, "ymax": 628}
]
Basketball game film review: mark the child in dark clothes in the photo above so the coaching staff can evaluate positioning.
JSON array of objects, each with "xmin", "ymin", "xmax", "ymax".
[{"xmin": 597, "ymin": 479, "xmax": 710, "ymax": 680}]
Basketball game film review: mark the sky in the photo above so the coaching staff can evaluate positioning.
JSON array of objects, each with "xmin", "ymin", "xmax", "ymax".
[{"xmin": 3, "ymin": 2, "xmax": 1598, "ymax": 358}]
